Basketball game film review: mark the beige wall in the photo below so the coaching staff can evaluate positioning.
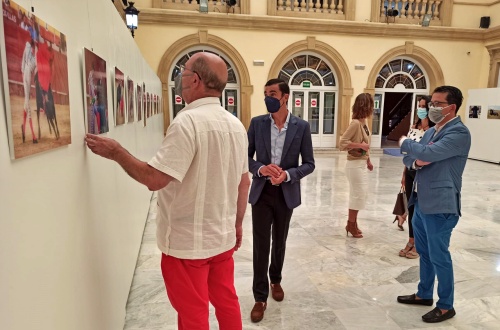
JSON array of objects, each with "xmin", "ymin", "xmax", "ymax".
[
  {"xmin": 0, "ymin": 1, "xmax": 162, "ymax": 330},
  {"xmin": 137, "ymin": 23, "xmax": 486, "ymax": 120}
]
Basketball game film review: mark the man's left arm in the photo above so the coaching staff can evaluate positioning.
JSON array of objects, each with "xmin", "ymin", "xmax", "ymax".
[
  {"xmin": 286, "ymin": 123, "xmax": 315, "ymax": 184},
  {"xmin": 401, "ymin": 125, "xmax": 470, "ymax": 163}
]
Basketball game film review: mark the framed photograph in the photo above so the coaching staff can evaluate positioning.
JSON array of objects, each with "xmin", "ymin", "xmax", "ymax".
[
  {"xmin": 487, "ymin": 105, "xmax": 500, "ymax": 119},
  {"xmin": 83, "ymin": 48, "xmax": 108, "ymax": 134},
  {"xmin": 468, "ymin": 105, "xmax": 481, "ymax": 119},
  {"xmin": 126, "ymin": 77, "xmax": 134, "ymax": 123},
  {"xmin": 136, "ymin": 83, "xmax": 142, "ymax": 122},
  {"xmin": 1, "ymin": 0, "xmax": 71, "ymax": 159},
  {"xmin": 114, "ymin": 67, "xmax": 125, "ymax": 126},
  {"xmin": 142, "ymin": 83, "xmax": 146, "ymax": 126}
]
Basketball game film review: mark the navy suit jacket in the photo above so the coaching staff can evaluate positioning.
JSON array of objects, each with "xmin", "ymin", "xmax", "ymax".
[
  {"xmin": 401, "ymin": 116, "xmax": 471, "ymax": 216},
  {"xmin": 248, "ymin": 113, "xmax": 315, "ymax": 209}
]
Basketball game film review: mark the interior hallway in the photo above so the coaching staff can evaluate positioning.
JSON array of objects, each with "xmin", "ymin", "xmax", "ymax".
[{"xmin": 124, "ymin": 153, "xmax": 500, "ymax": 330}]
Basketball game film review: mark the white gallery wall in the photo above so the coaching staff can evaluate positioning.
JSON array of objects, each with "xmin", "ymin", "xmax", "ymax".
[
  {"xmin": 0, "ymin": 1, "xmax": 163, "ymax": 330},
  {"xmin": 465, "ymin": 88, "xmax": 500, "ymax": 164}
]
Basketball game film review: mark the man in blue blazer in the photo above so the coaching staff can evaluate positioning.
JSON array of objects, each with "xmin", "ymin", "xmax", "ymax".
[
  {"xmin": 248, "ymin": 79, "xmax": 315, "ymax": 322},
  {"xmin": 397, "ymin": 86, "xmax": 471, "ymax": 323}
]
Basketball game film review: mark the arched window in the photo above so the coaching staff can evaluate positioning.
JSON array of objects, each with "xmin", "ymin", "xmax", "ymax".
[
  {"xmin": 169, "ymin": 48, "xmax": 239, "ymax": 120},
  {"xmin": 278, "ymin": 53, "xmax": 338, "ymax": 148},
  {"xmin": 375, "ymin": 59, "xmax": 427, "ymax": 89}
]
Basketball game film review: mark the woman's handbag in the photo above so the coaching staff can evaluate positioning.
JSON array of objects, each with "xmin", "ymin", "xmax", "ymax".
[{"xmin": 392, "ymin": 186, "xmax": 408, "ymax": 216}]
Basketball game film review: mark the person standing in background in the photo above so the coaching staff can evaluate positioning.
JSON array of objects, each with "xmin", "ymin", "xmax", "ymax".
[
  {"xmin": 396, "ymin": 95, "xmax": 434, "ymax": 258},
  {"xmin": 247, "ymin": 78, "xmax": 315, "ymax": 323},
  {"xmin": 339, "ymin": 93, "xmax": 374, "ymax": 238}
]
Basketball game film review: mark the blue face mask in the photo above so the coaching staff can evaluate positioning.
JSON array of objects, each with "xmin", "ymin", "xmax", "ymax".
[
  {"xmin": 416, "ymin": 108, "xmax": 428, "ymax": 119},
  {"xmin": 264, "ymin": 96, "xmax": 283, "ymax": 113}
]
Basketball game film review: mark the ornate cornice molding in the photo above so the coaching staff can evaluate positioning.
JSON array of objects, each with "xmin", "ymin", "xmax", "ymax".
[{"xmin": 139, "ymin": 8, "xmax": 493, "ymax": 42}]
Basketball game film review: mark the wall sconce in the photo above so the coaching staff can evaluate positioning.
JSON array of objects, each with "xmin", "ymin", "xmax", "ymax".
[{"xmin": 124, "ymin": 2, "xmax": 140, "ymax": 38}]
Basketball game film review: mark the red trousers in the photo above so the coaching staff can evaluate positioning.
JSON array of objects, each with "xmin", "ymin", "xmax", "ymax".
[{"xmin": 161, "ymin": 248, "xmax": 242, "ymax": 330}]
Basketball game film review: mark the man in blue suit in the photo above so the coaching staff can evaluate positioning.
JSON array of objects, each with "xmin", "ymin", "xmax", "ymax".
[
  {"xmin": 248, "ymin": 79, "xmax": 315, "ymax": 322},
  {"xmin": 397, "ymin": 86, "xmax": 471, "ymax": 323}
]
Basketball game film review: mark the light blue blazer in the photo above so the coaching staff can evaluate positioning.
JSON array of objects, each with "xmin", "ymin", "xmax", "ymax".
[
  {"xmin": 401, "ymin": 117, "xmax": 471, "ymax": 216},
  {"xmin": 248, "ymin": 114, "xmax": 315, "ymax": 209}
]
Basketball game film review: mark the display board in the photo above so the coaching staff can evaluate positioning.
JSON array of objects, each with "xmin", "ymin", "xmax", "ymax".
[{"xmin": 465, "ymin": 88, "xmax": 500, "ymax": 163}]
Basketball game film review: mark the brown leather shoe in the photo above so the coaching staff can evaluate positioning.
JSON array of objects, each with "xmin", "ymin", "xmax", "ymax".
[
  {"xmin": 250, "ymin": 302, "xmax": 266, "ymax": 323},
  {"xmin": 270, "ymin": 283, "xmax": 284, "ymax": 302}
]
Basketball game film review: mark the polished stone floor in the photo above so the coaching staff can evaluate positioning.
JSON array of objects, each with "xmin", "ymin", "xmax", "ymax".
[{"xmin": 124, "ymin": 153, "xmax": 500, "ymax": 330}]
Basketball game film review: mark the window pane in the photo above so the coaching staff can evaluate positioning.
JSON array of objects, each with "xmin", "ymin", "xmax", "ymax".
[
  {"xmin": 323, "ymin": 72, "xmax": 335, "ymax": 86},
  {"xmin": 372, "ymin": 94, "xmax": 382, "ymax": 135},
  {"xmin": 386, "ymin": 74, "xmax": 414, "ymax": 89},
  {"xmin": 171, "ymin": 87, "xmax": 184, "ymax": 118},
  {"xmin": 402, "ymin": 60, "xmax": 414, "ymax": 73},
  {"xmin": 282, "ymin": 59, "xmax": 297, "ymax": 75},
  {"xmin": 323, "ymin": 92, "xmax": 335, "ymax": 134},
  {"xmin": 278, "ymin": 71, "xmax": 291, "ymax": 82},
  {"xmin": 316, "ymin": 61, "xmax": 331, "ymax": 77},
  {"xmin": 291, "ymin": 91, "xmax": 304, "ymax": 119},
  {"xmin": 292, "ymin": 70, "xmax": 321, "ymax": 86},
  {"xmin": 294, "ymin": 55, "xmax": 306, "ymax": 69},
  {"xmin": 308, "ymin": 55, "xmax": 321, "ymax": 70},
  {"xmin": 227, "ymin": 68, "xmax": 237, "ymax": 84},
  {"xmin": 415, "ymin": 77, "xmax": 427, "ymax": 89},
  {"xmin": 224, "ymin": 89, "xmax": 238, "ymax": 117},
  {"xmin": 376, "ymin": 76, "xmax": 386, "ymax": 88},
  {"xmin": 308, "ymin": 92, "xmax": 320, "ymax": 134},
  {"xmin": 389, "ymin": 59, "xmax": 402, "ymax": 73},
  {"xmin": 379, "ymin": 64, "xmax": 392, "ymax": 79},
  {"xmin": 410, "ymin": 64, "xmax": 424, "ymax": 80}
]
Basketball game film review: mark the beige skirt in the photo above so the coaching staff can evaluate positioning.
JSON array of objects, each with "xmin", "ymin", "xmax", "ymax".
[{"xmin": 345, "ymin": 159, "xmax": 368, "ymax": 210}]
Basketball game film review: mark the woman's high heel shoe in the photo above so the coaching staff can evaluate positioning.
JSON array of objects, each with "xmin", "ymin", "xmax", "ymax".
[
  {"xmin": 393, "ymin": 215, "xmax": 406, "ymax": 231},
  {"xmin": 346, "ymin": 221, "xmax": 363, "ymax": 238}
]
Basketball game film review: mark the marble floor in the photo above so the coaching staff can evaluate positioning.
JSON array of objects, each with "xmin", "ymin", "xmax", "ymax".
[{"xmin": 124, "ymin": 153, "xmax": 500, "ymax": 330}]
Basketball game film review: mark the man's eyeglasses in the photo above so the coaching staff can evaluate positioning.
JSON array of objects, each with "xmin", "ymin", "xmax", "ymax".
[
  {"xmin": 428, "ymin": 101, "xmax": 449, "ymax": 108},
  {"xmin": 179, "ymin": 64, "xmax": 201, "ymax": 80}
]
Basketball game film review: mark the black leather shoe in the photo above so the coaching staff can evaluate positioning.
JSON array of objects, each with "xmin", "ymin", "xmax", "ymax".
[
  {"xmin": 422, "ymin": 307, "xmax": 456, "ymax": 323},
  {"xmin": 397, "ymin": 293, "xmax": 433, "ymax": 306}
]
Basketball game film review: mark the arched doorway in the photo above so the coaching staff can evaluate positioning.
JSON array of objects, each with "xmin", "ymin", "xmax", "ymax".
[
  {"xmin": 268, "ymin": 37, "xmax": 352, "ymax": 148},
  {"xmin": 277, "ymin": 53, "xmax": 339, "ymax": 148},
  {"xmin": 168, "ymin": 48, "xmax": 240, "ymax": 123},
  {"xmin": 372, "ymin": 57, "xmax": 429, "ymax": 148},
  {"xmin": 157, "ymin": 30, "xmax": 252, "ymax": 132},
  {"xmin": 365, "ymin": 42, "xmax": 444, "ymax": 148}
]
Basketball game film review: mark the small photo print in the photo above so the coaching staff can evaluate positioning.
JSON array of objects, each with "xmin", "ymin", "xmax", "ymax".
[
  {"xmin": 487, "ymin": 105, "xmax": 500, "ymax": 119},
  {"xmin": 126, "ymin": 77, "xmax": 134, "ymax": 123},
  {"xmin": 84, "ymin": 48, "xmax": 108, "ymax": 135},
  {"xmin": 136, "ymin": 84, "xmax": 142, "ymax": 122},
  {"xmin": 114, "ymin": 67, "xmax": 125, "ymax": 126},
  {"xmin": 468, "ymin": 105, "xmax": 481, "ymax": 119}
]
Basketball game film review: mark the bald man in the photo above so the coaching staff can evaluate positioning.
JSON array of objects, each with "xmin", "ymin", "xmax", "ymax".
[{"xmin": 85, "ymin": 53, "xmax": 250, "ymax": 329}]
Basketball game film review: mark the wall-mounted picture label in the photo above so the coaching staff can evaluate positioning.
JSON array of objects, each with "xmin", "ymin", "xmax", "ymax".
[
  {"xmin": 114, "ymin": 67, "xmax": 125, "ymax": 126},
  {"xmin": 83, "ymin": 48, "xmax": 108, "ymax": 135},
  {"xmin": 2, "ymin": 0, "xmax": 71, "ymax": 159}
]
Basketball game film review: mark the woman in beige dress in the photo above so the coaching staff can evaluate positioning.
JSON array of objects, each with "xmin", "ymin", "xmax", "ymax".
[{"xmin": 339, "ymin": 93, "xmax": 374, "ymax": 238}]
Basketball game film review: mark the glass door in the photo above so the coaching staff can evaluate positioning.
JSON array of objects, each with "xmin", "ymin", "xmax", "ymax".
[{"xmin": 290, "ymin": 90, "xmax": 336, "ymax": 148}]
